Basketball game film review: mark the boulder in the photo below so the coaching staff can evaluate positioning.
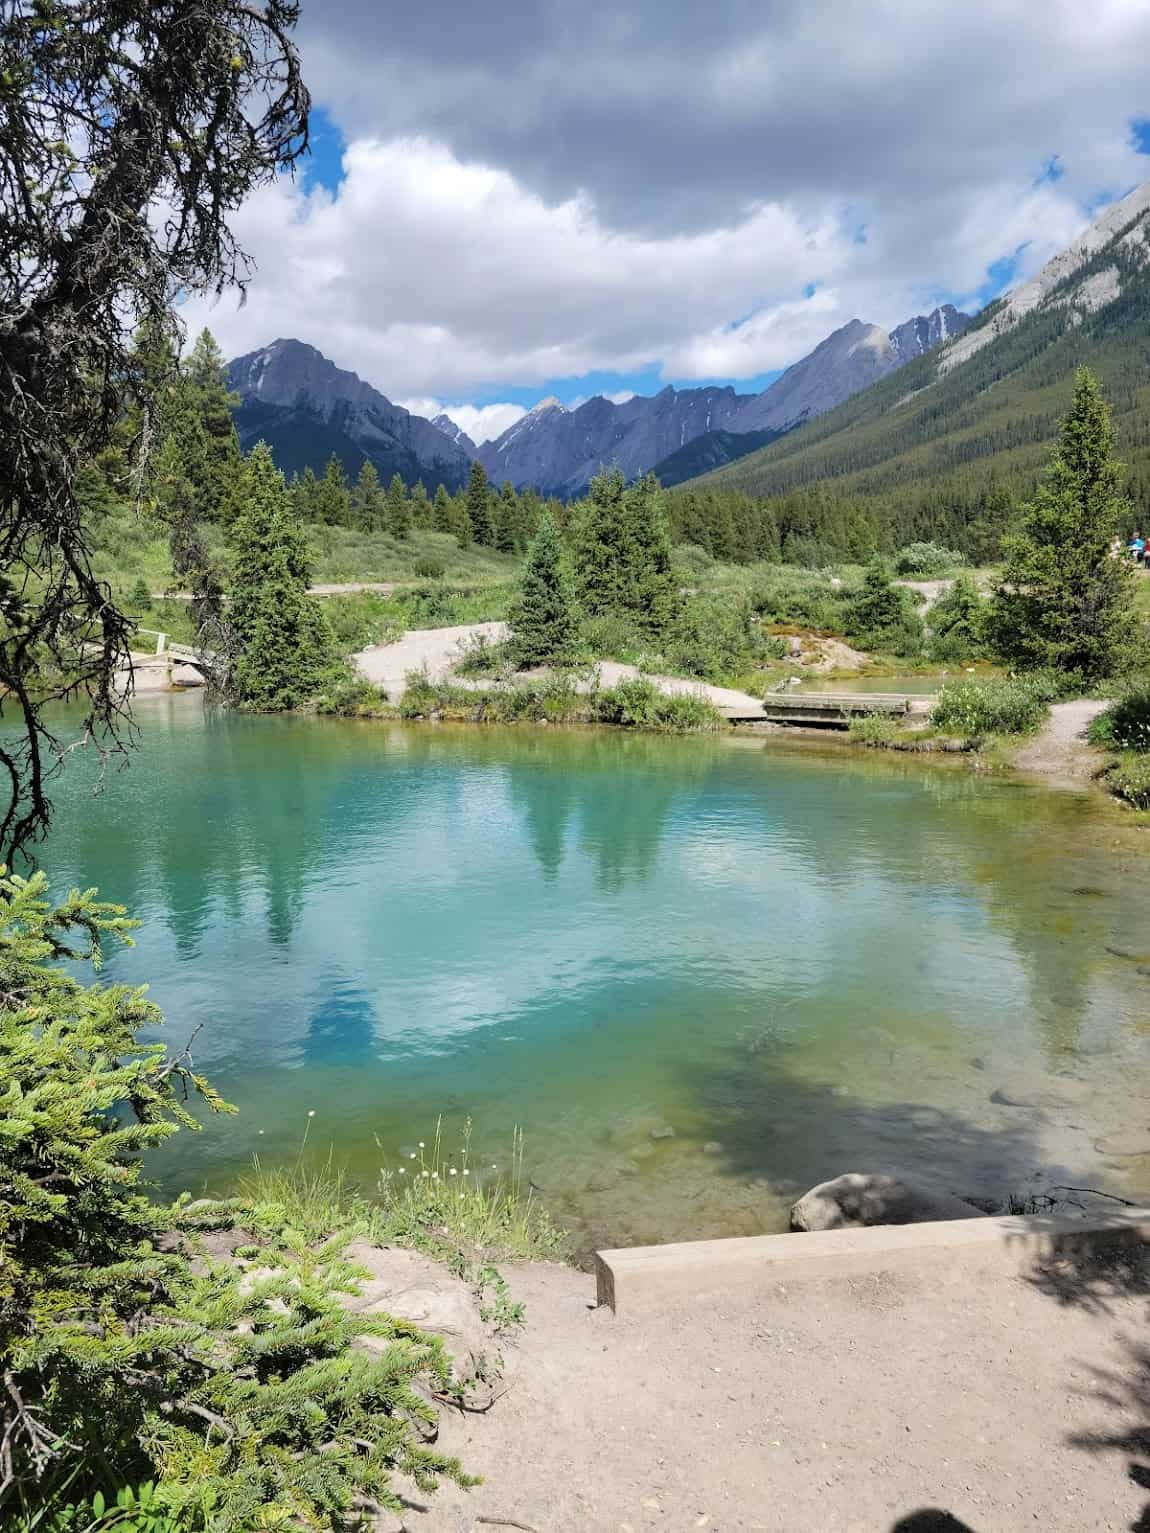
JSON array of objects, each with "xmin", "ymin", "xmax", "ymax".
[
  {"xmin": 170, "ymin": 662, "xmax": 205, "ymax": 688},
  {"xmin": 790, "ymin": 1172, "xmax": 988, "ymax": 1232},
  {"xmin": 341, "ymin": 1242, "xmax": 504, "ymax": 1409}
]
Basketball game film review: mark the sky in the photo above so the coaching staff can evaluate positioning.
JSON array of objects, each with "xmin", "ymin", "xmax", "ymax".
[{"xmin": 179, "ymin": 1, "xmax": 1150, "ymax": 443}]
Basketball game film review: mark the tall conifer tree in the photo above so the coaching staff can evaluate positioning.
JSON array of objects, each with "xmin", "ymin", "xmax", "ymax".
[
  {"xmin": 228, "ymin": 444, "xmax": 337, "ymax": 710},
  {"xmin": 466, "ymin": 460, "xmax": 494, "ymax": 547},
  {"xmin": 508, "ymin": 512, "xmax": 581, "ymax": 667},
  {"xmin": 987, "ymin": 368, "xmax": 1137, "ymax": 681},
  {"xmin": 385, "ymin": 472, "xmax": 412, "ymax": 538},
  {"xmin": 351, "ymin": 460, "xmax": 384, "ymax": 530}
]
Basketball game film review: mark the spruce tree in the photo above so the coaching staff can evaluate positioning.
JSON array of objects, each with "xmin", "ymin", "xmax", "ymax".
[
  {"xmin": 508, "ymin": 512, "xmax": 581, "ymax": 668},
  {"xmin": 352, "ymin": 460, "xmax": 384, "ymax": 530},
  {"xmin": 466, "ymin": 460, "xmax": 494, "ymax": 547},
  {"xmin": 433, "ymin": 483, "xmax": 455, "ymax": 534},
  {"xmin": 496, "ymin": 481, "xmax": 521, "ymax": 554},
  {"xmin": 0, "ymin": 868, "xmax": 470, "ymax": 1524},
  {"xmin": 315, "ymin": 453, "xmax": 351, "ymax": 526},
  {"xmin": 844, "ymin": 558, "xmax": 924, "ymax": 655},
  {"xmin": 410, "ymin": 480, "xmax": 433, "ymax": 529},
  {"xmin": 573, "ymin": 468, "xmax": 632, "ymax": 617},
  {"xmin": 987, "ymin": 368, "xmax": 1138, "ymax": 682},
  {"xmin": 228, "ymin": 444, "xmax": 338, "ymax": 710},
  {"xmin": 385, "ymin": 472, "xmax": 412, "ymax": 539},
  {"xmin": 574, "ymin": 469, "xmax": 678, "ymax": 635},
  {"xmin": 294, "ymin": 464, "xmax": 322, "ymax": 522},
  {"xmin": 624, "ymin": 474, "xmax": 679, "ymax": 634}
]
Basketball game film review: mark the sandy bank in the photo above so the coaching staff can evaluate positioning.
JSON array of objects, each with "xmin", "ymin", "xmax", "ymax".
[{"xmin": 413, "ymin": 1250, "xmax": 1150, "ymax": 1531}]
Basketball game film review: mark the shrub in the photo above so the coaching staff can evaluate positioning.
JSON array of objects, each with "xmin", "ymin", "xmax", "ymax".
[
  {"xmin": 593, "ymin": 677, "xmax": 722, "ymax": 732},
  {"xmin": 413, "ymin": 557, "xmax": 445, "ymax": 579},
  {"xmin": 1088, "ymin": 686, "xmax": 1150, "ymax": 752},
  {"xmin": 927, "ymin": 574, "xmax": 988, "ymax": 662},
  {"xmin": 0, "ymin": 870, "xmax": 470, "ymax": 1529},
  {"xmin": 843, "ymin": 560, "xmax": 925, "ymax": 656},
  {"xmin": 454, "ymin": 632, "xmax": 510, "ymax": 677},
  {"xmin": 748, "ymin": 570, "xmax": 849, "ymax": 632},
  {"xmin": 1103, "ymin": 752, "xmax": 1150, "ymax": 809},
  {"xmin": 894, "ymin": 541, "xmax": 967, "ymax": 577},
  {"xmin": 666, "ymin": 594, "xmax": 754, "ymax": 681},
  {"xmin": 315, "ymin": 675, "xmax": 391, "ymax": 716},
  {"xmin": 931, "ymin": 676, "xmax": 1052, "ymax": 738},
  {"xmin": 847, "ymin": 714, "xmax": 901, "ymax": 746}
]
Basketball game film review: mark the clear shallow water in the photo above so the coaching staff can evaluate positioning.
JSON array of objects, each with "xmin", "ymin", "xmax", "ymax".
[
  {"xmin": 39, "ymin": 697, "xmax": 1150, "ymax": 1251},
  {"xmin": 796, "ymin": 674, "xmax": 942, "ymax": 695}
]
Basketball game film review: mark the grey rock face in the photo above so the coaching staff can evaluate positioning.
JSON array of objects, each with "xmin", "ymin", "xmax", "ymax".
[
  {"xmin": 939, "ymin": 179, "xmax": 1150, "ymax": 374},
  {"xmin": 431, "ymin": 412, "xmax": 478, "ymax": 457},
  {"xmin": 479, "ymin": 309, "xmax": 969, "ymax": 497},
  {"xmin": 790, "ymin": 1172, "xmax": 987, "ymax": 1231},
  {"xmin": 227, "ymin": 338, "xmax": 473, "ymax": 490}
]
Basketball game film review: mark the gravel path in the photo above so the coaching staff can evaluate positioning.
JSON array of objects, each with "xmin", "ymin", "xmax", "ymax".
[
  {"xmin": 412, "ymin": 1254, "xmax": 1150, "ymax": 1532},
  {"xmin": 355, "ymin": 624, "xmax": 768, "ymax": 717},
  {"xmin": 355, "ymin": 622, "xmax": 508, "ymax": 694},
  {"xmin": 1012, "ymin": 699, "xmax": 1109, "ymax": 789},
  {"xmin": 895, "ymin": 579, "xmax": 953, "ymax": 611}
]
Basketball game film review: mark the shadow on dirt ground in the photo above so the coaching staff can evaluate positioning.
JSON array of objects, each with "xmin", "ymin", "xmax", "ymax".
[{"xmin": 1024, "ymin": 1229, "xmax": 1150, "ymax": 1532}]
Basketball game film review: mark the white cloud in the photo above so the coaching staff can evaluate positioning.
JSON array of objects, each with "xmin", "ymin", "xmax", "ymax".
[
  {"xmin": 180, "ymin": 1, "xmax": 1150, "ymax": 400},
  {"xmin": 398, "ymin": 398, "xmax": 527, "ymax": 444}
]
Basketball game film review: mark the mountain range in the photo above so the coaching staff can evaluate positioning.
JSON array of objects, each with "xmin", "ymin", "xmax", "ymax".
[
  {"xmin": 224, "ymin": 178, "xmax": 1150, "ymax": 516},
  {"xmin": 691, "ymin": 178, "xmax": 1150, "ymax": 511},
  {"xmin": 475, "ymin": 305, "xmax": 969, "ymax": 497},
  {"xmin": 227, "ymin": 340, "xmax": 474, "ymax": 491},
  {"xmin": 225, "ymin": 304, "xmax": 969, "ymax": 499}
]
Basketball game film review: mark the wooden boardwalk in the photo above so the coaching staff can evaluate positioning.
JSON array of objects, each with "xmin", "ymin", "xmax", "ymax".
[{"xmin": 749, "ymin": 690, "xmax": 935, "ymax": 726}]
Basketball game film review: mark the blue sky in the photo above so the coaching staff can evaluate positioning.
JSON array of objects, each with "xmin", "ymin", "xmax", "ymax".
[{"xmin": 182, "ymin": 4, "xmax": 1150, "ymax": 441}]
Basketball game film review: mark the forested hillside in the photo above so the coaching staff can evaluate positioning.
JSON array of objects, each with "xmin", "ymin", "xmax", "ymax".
[{"xmin": 688, "ymin": 199, "xmax": 1150, "ymax": 554}]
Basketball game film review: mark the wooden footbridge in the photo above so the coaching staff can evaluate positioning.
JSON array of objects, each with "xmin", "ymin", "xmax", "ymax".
[{"xmin": 728, "ymin": 690, "xmax": 936, "ymax": 727}]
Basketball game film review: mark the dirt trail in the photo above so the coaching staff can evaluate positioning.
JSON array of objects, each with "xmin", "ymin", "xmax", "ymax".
[
  {"xmin": 355, "ymin": 625, "xmax": 768, "ymax": 717},
  {"xmin": 410, "ymin": 1256, "xmax": 1150, "ymax": 1532},
  {"xmin": 895, "ymin": 578, "xmax": 953, "ymax": 611},
  {"xmin": 1012, "ymin": 699, "xmax": 1109, "ymax": 789}
]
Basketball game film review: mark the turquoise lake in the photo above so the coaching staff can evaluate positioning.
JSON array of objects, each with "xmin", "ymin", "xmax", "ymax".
[{"xmin": 40, "ymin": 695, "xmax": 1150, "ymax": 1252}]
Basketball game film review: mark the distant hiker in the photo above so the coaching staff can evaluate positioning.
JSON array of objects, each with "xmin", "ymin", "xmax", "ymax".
[{"xmin": 1129, "ymin": 532, "xmax": 1146, "ymax": 564}]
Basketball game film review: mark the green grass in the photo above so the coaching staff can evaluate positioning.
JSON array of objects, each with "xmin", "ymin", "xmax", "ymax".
[
  {"xmin": 373, "ymin": 1119, "xmax": 565, "ymax": 1265},
  {"xmin": 236, "ymin": 1116, "xmax": 570, "ymax": 1269},
  {"xmin": 1101, "ymin": 752, "xmax": 1150, "ymax": 810},
  {"xmin": 92, "ymin": 504, "xmax": 520, "ymax": 594}
]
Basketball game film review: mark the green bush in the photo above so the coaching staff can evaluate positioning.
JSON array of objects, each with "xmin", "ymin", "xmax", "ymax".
[
  {"xmin": 0, "ymin": 870, "xmax": 470, "ymax": 1530},
  {"xmin": 1088, "ymin": 686, "xmax": 1150, "ymax": 752},
  {"xmin": 847, "ymin": 714, "xmax": 901, "ymax": 746},
  {"xmin": 927, "ymin": 574, "xmax": 988, "ymax": 662},
  {"xmin": 748, "ymin": 570, "xmax": 849, "ymax": 632},
  {"xmin": 666, "ymin": 595, "xmax": 754, "ymax": 681},
  {"xmin": 894, "ymin": 541, "xmax": 967, "ymax": 577},
  {"xmin": 1102, "ymin": 752, "xmax": 1150, "ymax": 808},
  {"xmin": 843, "ymin": 560, "xmax": 924, "ymax": 656},
  {"xmin": 315, "ymin": 675, "xmax": 391, "ymax": 717},
  {"xmin": 412, "ymin": 557, "xmax": 446, "ymax": 579},
  {"xmin": 454, "ymin": 632, "xmax": 511, "ymax": 677},
  {"xmin": 931, "ymin": 676, "xmax": 1052, "ymax": 738},
  {"xmin": 593, "ymin": 676, "xmax": 722, "ymax": 732}
]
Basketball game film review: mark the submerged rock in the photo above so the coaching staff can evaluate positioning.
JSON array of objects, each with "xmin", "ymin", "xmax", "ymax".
[{"xmin": 790, "ymin": 1172, "xmax": 987, "ymax": 1232}]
